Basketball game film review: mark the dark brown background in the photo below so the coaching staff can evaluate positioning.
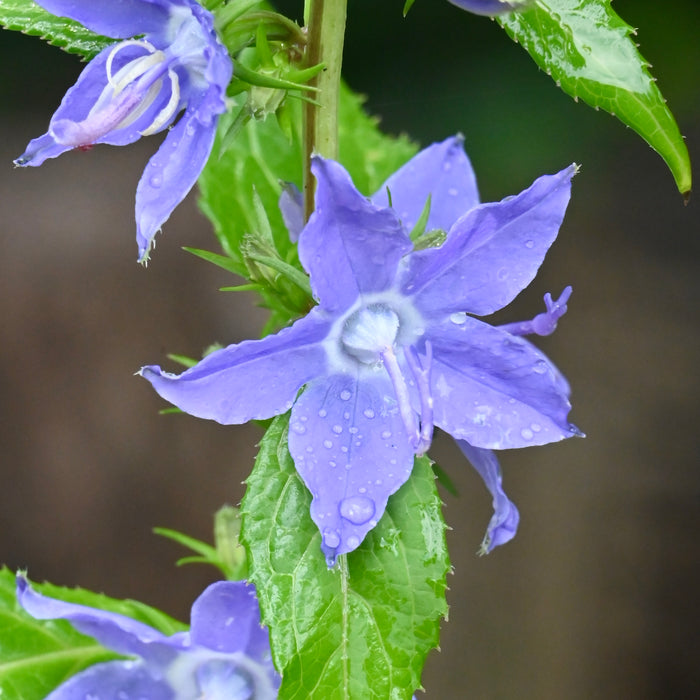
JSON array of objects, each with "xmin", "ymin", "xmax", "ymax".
[{"xmin": 1, "ymin": 1, "xmax": 699, "ymax": 698}]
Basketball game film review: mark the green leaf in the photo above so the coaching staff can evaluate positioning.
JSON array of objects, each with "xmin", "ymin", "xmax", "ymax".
[
  {"xmin": 0, "ymin": 567, "xmax": 185, "ymax": 700},
  {"xmin": 0, "ymin": 0, "xmax": 112, "ymax": 59},
  {"xmin": 499, "ymin": 0, "xmax": 691, "ymax": 196},
  {"xmin": 240, "ymin": 414, "xmax": 449, "ymax": 699}
]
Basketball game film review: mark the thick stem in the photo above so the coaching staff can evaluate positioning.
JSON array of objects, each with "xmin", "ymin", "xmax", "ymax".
[{"xmin": 303, "ymin": 0, "xmax": 348, "ymax": 220}]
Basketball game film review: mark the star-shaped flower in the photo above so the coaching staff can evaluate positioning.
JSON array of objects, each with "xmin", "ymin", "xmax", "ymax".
[
  {"xmin": 141, "ymin": 136, "xmax": 580, "ymax": 565},
  {"xmin": 17, "ymin": 574, "xmax": 280, "ymax": 699},
  {"xmin": 14, "ymin": 0, "xmax": 232, "ymax": 262}
]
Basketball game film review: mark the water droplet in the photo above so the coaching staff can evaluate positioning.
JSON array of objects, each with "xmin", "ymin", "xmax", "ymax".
[
  {"xmin": 323, "ymin": 529, "xmax": 340, "ymax": 548},
  {"xmin": 329, "ymin": 461, "xmax": 337, "ymax": 468},
  {"xmin": 525, "ymin": 239, "xmax": 535, "ymax": 249},
  {"xmin": 533, "ymin": 360, "xmax": 548, "ymax": 374},
  {"xmin": 349, "ymin": 426, "xmax": 359, "ymax": 434},
  {"xmin": 332, "ymin": 424, "xmax": 343, "ymax": 434},
  {"xmin": 318, "ymin": 408, "xmax": 327, "ymax": 417},
  {"xmin": 149, "ymin": 174, "xmax": 162, "ymax": 188},
  {"xmin": 323, "ymin": 439, "xmax": 333, "ymax": 449},
  {"xmin": 341, "ymin": 446, "xmax": 348, "ymax": 453},
  {"xmin": 291, "ymin": 422, "xmax": 306, "ymax": 435},
  {"xmin": 520, "ymin": 428, "xmax": 534, "ymax": 440},
  {"xmin": 363, "ymin": 408, "xmax": 375, "ymax": 419},
  {"xmin": 497, "ymin": 267, "xmax": 509, "ymax": 281},
  {"xmin": 358, "ymin": 486, "xmax": 367, "ymax": 494},
  {"xmin": 346, "ymin": 535, "xmax": 360, "ymax": 549},
  {"xmin": 381, "ymin": 430, "xmax": 392, "ymax": 439},
  {"xmin": 531, "ymin": 423, "xmax": 542, "ymax": 433},
  {"xmin": 448, "ymin": 187, "xmax": 458, "ymax": 197},
  {"xmin": 443, "ymin": 161, "xmax": 452, "ymax": 172},
  {"xmin": 449, "ymin": 312, "xmax": 467, "ymax": 325},
  {"xmin": 340, "ymin": 390, "xmax": 352, "ymax": 401},
  {"xmin": 339, "ymin": 495, "xmax": 376, "ymax": 525}
]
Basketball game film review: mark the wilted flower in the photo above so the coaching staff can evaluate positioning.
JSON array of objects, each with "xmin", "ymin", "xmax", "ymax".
[
  {"xmin": 141, "ymin": 137, "xmax": 580, "ymax": 565},
  {"xmin": 14, "ymin": 0, "xmax": 232, "ymax": 262},
  {"xmin": 447, "ymin": 0, "xmax": 534, "ymax": 15},
  {"xmin": 17, "ymin": 574, "xmax": 280, "ymax": 699}
]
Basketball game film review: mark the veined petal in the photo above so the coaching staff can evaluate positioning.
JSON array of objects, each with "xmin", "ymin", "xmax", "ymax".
[
  {"xmin": 447, "ymin": 0, "xmax": 534, "ymax": 16},
  {"xmin": 288, "ymin": 373, "xmax": 415, "ymax": 565},
  {"xmin": 299, "ymin": 157, "xmax": 411, "ymax": 313},
  {"xmin": 425, "ymin": 316, "xmax": 579, "ymax": 449},
  {"xmin": 456, "ymin": 441, "xmax": 520, "ymax": 553},
  {"xmin": 43, "ymin": 660, "xmax": 171, "ymax": 700},
  {"xmin": 134, "ymin": 107, "xmax": 215, "ymax": 261},
  {"xmin": 16, "ymin": 575, "xmax": 181, "ymax": 665},
  {"xmin": 140, "ymin": 309, "xmax": 331, "ymax": 424},
  {"xmin": 371, "ymin": 136, "xmax": 480, "ymax": 232},
  {"xmin": 33, "ymin": 0, "xmax": 171, "ymax": 39},
  {"xmin": 404, "ymin": 165, "xmax": 576, "ymax": 316}
]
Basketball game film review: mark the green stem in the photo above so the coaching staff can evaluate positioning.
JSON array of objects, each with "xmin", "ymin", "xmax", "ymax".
[{"xmin": 302, "ymin": 0, "xmax": 348, "ymax": 220}]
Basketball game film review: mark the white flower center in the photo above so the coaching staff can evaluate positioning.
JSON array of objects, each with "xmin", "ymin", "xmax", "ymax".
[{"xmin": 340, "ymin": 304, "xmax": 400, "ymax": 365}]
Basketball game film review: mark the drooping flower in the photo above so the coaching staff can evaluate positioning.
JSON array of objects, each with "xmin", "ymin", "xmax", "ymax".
[
  {"xmin": 16, "ymin": 574, "xmax": 280, "ymax": 699},
  {"xmin": 447, "ymin": 0, "xmax": 534, "ymax": 16},
  {"xmin": 141, "ymin": 136, "xmax": 580, "ymax": 565},
  {"xmin": 14, "ymin": 0, "xmax": 232, "ymax": 262}
]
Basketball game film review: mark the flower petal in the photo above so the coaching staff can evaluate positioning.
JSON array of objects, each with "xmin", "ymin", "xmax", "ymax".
[
  {"xmin": 190, "ymin": 582, "xmax": 280, "ymax": 694},
  {"xmin": 404, "ymin": 165, "xmax": 576, "ymax": 316},
  {"xmin": 371, "ymin": 136, "xmax": 479, "ymax": 232},
  {"xmin": 33, "ymin": 0, "xmax": 171, "ymax": 39},
  {"xmin": 456, "ymin": 441, "xmax": 520, "ymax": 553},
  {"xmin": 299, "ymin": 157, "xmax": 411, "ymax": 312},
  {"xmin": 425, "ymin": 315, "xmax": 580, "ymax": 449},
  {"xmin": 288, "ymin": 373, "xmax": 415, "ymax": 565},
  {"xmin": 16, "ymin": 574, "xmax": 181, "ymax": 664},
  {"xmin": 140, "ymin": 309, "xmax": 331, "ymax": 424},
  {"xmin": 134, "ymin": 107, "xmax": 217, "ymax": 261},
  {"xmin": 447, "ymin": 0, "xmax": 534, "ymax": 16},
  {"xmin": 43, "ymin": 660, "xmax": 171, "ymax": 700},
  {"xmin": 279, "ymin": 182, "xmax": 304, "ymax": 242}
]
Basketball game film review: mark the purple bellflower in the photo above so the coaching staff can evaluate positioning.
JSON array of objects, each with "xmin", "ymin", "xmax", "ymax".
[
  {"xmin": 447, "ymin": 0, "xmax": 534, "ymax": 15},
  {"xmin": 16, "ymin": 574, "xmax": 280, "ymax": 699},
  {"xmin": 14, "ymin": 0, "xmax": 232, "ymax": 262},
  {"xmin": 140, "ymin": 137, "xmax": 580, "ymax": 565}
]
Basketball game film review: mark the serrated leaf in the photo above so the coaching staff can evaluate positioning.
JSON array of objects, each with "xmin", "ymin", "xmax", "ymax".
[
  {"xmin": 0, "ymin": 568, "xmax": 185, "ymax": 700},
  {"xmin": 240, "ymin": 414, "xmax": 449, "ymax": 700},
  {"xmin": 499, "ymin": 0, "xmax": 691, "ymax": 195},
  {"xmin": 0, "ymin": 0, "xmax": 112, "ymax": 59}
]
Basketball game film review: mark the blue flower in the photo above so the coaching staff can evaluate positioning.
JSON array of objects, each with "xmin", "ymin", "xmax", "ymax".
[
  {"xmin": 17, "ymin": 574, "xmax": 280, "ymax": 699},
  {"xmin": 14, "ymin": 0, "xmax": 232, "ymax": 262},
  {"xmin": 447, "ymin": 0, "xmax": 534, "ymax": 15},
  {"xmin": 141, "ymin": 137, "xmax": 580, "ymax": 565}
]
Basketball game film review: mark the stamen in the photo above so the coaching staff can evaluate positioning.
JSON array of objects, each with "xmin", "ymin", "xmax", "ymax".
[
  {"xmin": 106, "ymin": 39, "xmax": 159, "ymax": 86},
  {"xmin": 140, "ymin": 68, "xmax": 181, "ymax": 136},
  {"xmin": 380, "ymin": 345, "xmax": 420, "ymax": 451},
  {"xmin": 498, "ymin": 286, "xmax": 572, "ymax": 337},
  {"xmin": 405, "ymin": 342, "xmax": 434, "ymax": 455},
  {"xmin": 115, "ymin": 79, "xmax": 163, "ymax": 131},
  {"xmin": 109, "ymin": 50, "xmax": 167, "ymax": 97}
]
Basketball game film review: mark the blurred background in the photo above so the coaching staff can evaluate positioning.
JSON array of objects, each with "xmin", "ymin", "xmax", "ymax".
[{"xmin": 1, "ymin": 0, "xmax": 698, "ymax": 697}]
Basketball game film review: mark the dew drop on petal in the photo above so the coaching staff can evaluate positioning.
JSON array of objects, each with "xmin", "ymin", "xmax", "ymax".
[
  {"xmin": 448, "ymin": 187, "xmax": 458, "ymax": 197},
  {"xmin": 349, "ymin": 426, "xmax": 358, "ymax": 434},
  {"xmin": 525, "ymin": 240, "xmax": 535, "ymax": 249},
  {"xmin": 339, "ymin": 495, "xmax": 376, "ymax": 525},
  {"xmin": 449, "ymin": 312, "xmax": 467, "ymax": 325},
  {"xmin": 363, "ymin": 408, "xmax": 375, "ymax": 419},
  {"xmin": 291, "ymin": 422, "xmax": 306, "ymax": 435},
  {"xmin": 149, "ymin": 175, "xmax": 162, "ymax": 188},
  {"xmin": 381, "ymin": 430, "xmax": 392, "ymax": 439},
  {"xmin": 346, "ymin": 535, "xmax": 360, "ymax": 550},
  {"xmin": 323, "ymin": 529, "xmax": 340, "ymax": 548},
  {"xmin": 318, "ymin": 408, "xmax": 328, "ymax": 417},
  {"xmin": 323, "ymin": 439, "xmax": 333, "ymax": 449},
  {"xmin": 531, "ymin": 423, "xmax": 542, "ymax": 433},
  {"xmin": 520, "ymin": 428, "xmax": 534, "ymax": 440},
  {"xmin": 533, "ymin": 361, "xmax": 548, "ymax": 375},
  {"xmin": 340, "ymin": 390, "xmax": 352, "ymax": 401},
  {"xmin": 332, "ymin": 424, "xmax": 343, "ymax": 434}
]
